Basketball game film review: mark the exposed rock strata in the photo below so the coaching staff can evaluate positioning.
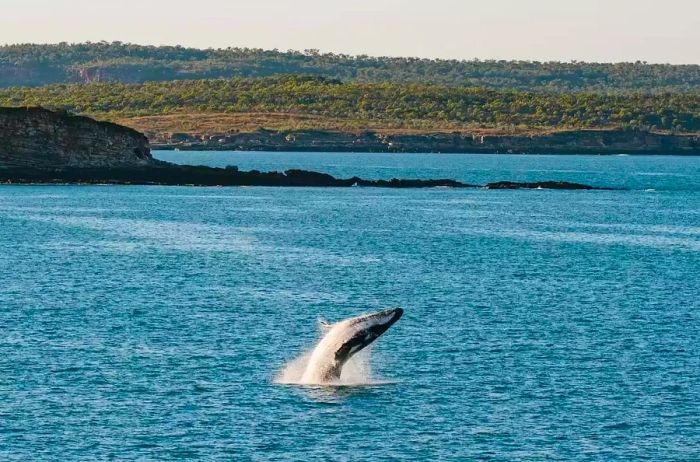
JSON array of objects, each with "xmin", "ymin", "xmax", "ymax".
[{"xmin": 0, "ymin": 107, "xmax": 154, "ymax": 169}]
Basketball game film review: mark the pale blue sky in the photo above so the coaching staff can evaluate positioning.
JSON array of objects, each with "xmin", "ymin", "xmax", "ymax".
[{"xmin": 1, "ymin": 0, "xmax": 698, "ymax": 63}]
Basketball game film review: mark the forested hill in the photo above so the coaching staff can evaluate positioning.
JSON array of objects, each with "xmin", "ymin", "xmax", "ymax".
[
  {"xmin": 1, "ymin": 42, "xmax": 699, "ymax": 93},
  {"xmin": 2, "ymin": 76, "xmax": 697, "ymax": 133}
]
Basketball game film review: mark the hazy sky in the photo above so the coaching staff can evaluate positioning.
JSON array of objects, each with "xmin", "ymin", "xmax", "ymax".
[{"xmin": 1, "ymin": 0, "xmax": 698, "ymax": 63}]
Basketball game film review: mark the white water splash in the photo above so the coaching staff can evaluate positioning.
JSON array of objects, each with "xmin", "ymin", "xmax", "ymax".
[
  {"xmin": 275, "ymin": 327, "xmax": 396, "ymax": 387},
  {"xmin": 275, "ymin": 310, "xmax": 403, "ymax": 386},
  {"xmin": 275, "ymin": 346, "xmax": 383, "ymax": 386}
]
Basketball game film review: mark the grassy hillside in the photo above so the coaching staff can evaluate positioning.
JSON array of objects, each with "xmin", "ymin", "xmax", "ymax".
[
  {"xmin": 1, "ymin": 76, "xmax": 697, "ymax": 134},
  {"xmin": 1, "ymin": 42, "xmax": 699, "ymax": 93}
]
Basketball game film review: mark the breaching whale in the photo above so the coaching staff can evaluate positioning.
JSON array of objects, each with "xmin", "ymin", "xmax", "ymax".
[{"xmin": 300, "ymin": 308, "xmax": 404, "ymax": 384}]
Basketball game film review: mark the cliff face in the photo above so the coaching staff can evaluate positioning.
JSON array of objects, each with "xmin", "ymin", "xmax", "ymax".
[
  {"xmin": 152, "ymin": 128, "xmax": 700, "ymax": 155},
  {"xmin": 0, "ymin": 107, "xmax": 154, "ymax": 169}
]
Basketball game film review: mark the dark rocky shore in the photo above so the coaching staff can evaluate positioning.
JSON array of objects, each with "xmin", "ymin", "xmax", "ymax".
[
  {"xmin": 152, "ymin": 128, "xmax": 700, "ymax": 155},
  {"xmin": 0, "ymin": 165, "xmax": 612, "ymax": 190},
  {"xmin": 0, "ymin": 107, "xmax": 614, "ymax": 190}
]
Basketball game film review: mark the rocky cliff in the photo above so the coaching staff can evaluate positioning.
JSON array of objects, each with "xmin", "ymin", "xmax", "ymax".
[
  {"xmin": 152, "ymin": 128, "xmax": 700, "ymax": 155},
  {"xmin": 0, "ymin": 107, "xmax": 154, "ymax": 169}
]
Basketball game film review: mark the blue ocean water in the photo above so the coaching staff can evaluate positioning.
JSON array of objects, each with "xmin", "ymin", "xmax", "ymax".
[
  {"xmin": 1, "ymin": 152, "xmax": 699, "ymax": 460},
  {"xmin": 156, "ymin": 150, "xmax": 700, "ymax": 191}
]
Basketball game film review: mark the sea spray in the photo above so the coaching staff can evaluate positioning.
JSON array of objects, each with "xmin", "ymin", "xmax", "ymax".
[
  {"xmin": 275, "ymin": 348, "xmax": 375, "ymax": 386},
  {"xmin": 275, "ymin": 308, "xmax": 403, "ymax": 386}
]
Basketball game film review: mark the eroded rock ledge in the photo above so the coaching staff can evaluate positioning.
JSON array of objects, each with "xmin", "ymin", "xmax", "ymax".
[{"xmin": 0, "ymin": 107, "xmax": 154, "ymax": 169}]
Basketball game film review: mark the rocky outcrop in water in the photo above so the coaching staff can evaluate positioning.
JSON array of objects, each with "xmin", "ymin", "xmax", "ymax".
[
  {"xmin": 0, "ymin": 107, "xmax": 154, "ymax": 169},
  {"xmin": 0, "ymin": 165, "xmax": 614, "ymax": 190}
]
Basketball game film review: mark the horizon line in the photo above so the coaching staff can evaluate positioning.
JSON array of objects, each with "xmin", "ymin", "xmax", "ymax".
[{"xmin": 1, "ymin": 40, "xmax": 698, "ymax": 67}]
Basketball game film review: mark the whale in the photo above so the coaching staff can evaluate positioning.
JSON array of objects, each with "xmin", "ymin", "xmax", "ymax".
[{"xmin": 300, "ymin": 308, "xmax": 404, "ymax": 384}]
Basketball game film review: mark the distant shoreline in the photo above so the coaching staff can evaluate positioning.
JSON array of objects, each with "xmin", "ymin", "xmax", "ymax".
[
  {"xmin": 151, "ymin": 145, "xmax": 700, "ymax": 156},
  {"xmin": 148, "ymin": 128, "xmax": 700, "ymax": 156}
]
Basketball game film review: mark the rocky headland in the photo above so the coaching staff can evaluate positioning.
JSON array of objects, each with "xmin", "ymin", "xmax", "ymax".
[
  {"xmin": 0, "ymin": 107, "xmax": 614, "ymax": 189},
  {"xmin": 0, "ymin": 107, "xmax": 154, "ymax": 169}
]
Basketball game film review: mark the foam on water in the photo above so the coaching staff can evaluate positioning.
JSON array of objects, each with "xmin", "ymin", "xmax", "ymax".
[
  {"xmin": 275, "ymin": 348, "xmax": 391, "ymax": 387},
  {"xmin": 6, "ymin": 214, "xmax": 258, "ymax": 253},
  {"xmin": 460, "ymin": 227, "xmax": 700, "ymax": 252}
]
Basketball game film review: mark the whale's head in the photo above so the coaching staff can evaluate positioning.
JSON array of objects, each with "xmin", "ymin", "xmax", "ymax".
[{"xmin": 334, "ymin": 307, "xmax": 404, "ymax": 364}]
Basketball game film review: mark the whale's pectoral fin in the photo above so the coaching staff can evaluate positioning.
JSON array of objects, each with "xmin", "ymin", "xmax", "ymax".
[{"xmin": 317, "ymin": 318, "xmax": 333, "ymax": 333}]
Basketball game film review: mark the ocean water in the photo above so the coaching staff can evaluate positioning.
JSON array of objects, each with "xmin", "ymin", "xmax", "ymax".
[
  {"xmin": 156, "ymin": 150, "xmax": 700, "ymax": 191},
  {"xmin": 1, "ymin": 152, "xmax": 699, "ymax": 460}
]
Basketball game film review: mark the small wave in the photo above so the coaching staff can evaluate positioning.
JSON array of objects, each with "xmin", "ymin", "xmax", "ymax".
[
  {"xmin": 602, "ymin": 422, "xmax": 634, "ymax": 431},
  {"xmin": 460, "ymin": 227, "xmax": 700, "ymax": 252},
  {"xmin": 557, "ymin": 221, "xmax": 700, "ymax": 237},
  {"xmin": 635, "ymin": 172, "xmax": 688, "ymax": 177},
  {"xmin": 8, "ymin": 214, "xmax": 257, "ymax": 253}
]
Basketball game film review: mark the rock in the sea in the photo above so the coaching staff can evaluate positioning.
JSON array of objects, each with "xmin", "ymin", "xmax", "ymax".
[
  {"xmin": 484, "ymin": 181, "xmax": 609, "ymax": 190},
  {"xmin": 0, "ymin": 107, "xmax": 154, "ymax": 169}
]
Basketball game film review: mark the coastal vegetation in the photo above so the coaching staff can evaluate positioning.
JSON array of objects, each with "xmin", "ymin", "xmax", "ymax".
[
  {"xmin": 0, "ymin": 76, "xmax": 697, "ymax": 133},
  {"xmin": 1, "ymin": 42, "xmax": 699, "ymax": 93}
]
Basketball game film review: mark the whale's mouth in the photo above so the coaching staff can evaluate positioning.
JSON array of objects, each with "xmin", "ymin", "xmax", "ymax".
[
  {"xmin": 387, "ymin": 307, "xmax": 404, "ymax": 324},
  {"xmin": 369, "ymin": 307, "xmax": 403, "ymax": 324},
  {"xmin": 356, "ymin": 307, "xmax": 403, "ymax": 329}
]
